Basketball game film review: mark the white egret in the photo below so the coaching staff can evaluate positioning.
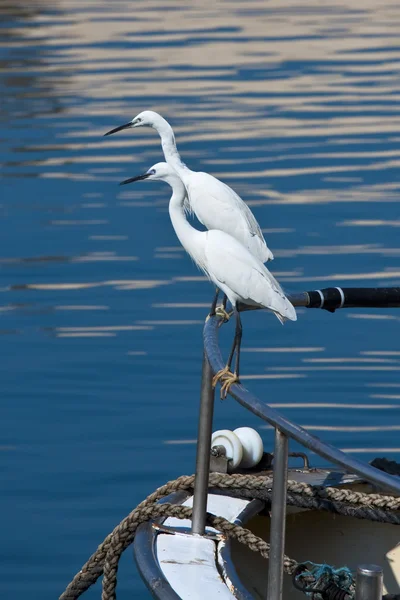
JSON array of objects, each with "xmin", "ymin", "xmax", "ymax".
[
  {"xmin": 120, "ymin": 163, "xmax": 296, "ymax": 398},
  {"xmin": 104, "ymin": 111, "xmax": 273, "ymax": 264}
]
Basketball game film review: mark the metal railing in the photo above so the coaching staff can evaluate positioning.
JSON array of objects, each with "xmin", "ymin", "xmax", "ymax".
[{"xmin": 192, "ymin": 287, "xmax": 400, "ymax": 600}]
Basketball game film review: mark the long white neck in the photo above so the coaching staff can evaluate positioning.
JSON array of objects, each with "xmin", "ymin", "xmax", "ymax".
[
  {"xmin": 152, "ymin": 116, "xmax": 191, "ymax": 180},
  {"xmin": 165, "ymin": 175, "xmax": 205, "ymax": 267}
]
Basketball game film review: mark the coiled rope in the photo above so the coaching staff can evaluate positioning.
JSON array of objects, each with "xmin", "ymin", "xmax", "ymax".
[{"xmin": 59, "ymin": 471, "xmax": 400, "ymax": 600}]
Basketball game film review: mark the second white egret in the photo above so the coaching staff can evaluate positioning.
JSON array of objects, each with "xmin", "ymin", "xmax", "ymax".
[{"xmin": 120, "ymin": 163, "xmax": 296, "ymax": 398}]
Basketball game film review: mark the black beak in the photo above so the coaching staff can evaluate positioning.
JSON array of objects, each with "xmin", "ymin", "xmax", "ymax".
[
  {"xmin": 119, "ymin": 173, "xmax": 151, "ymax": 186},
  {"xmin": 104, "ymin": 121, "xmax": 132, "ymax": 137}
]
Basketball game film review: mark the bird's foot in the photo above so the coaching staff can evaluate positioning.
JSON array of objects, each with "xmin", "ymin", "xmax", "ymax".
[
  {"xmin": 212, "ymin": 366, "xmax": 240, "ymax": 400},
  {"xmin": 212, "ymin": 366, "xmax": 231, "ymax": 389},
  {"xmin": 206, "ymin": 304, "xmax": 230, "ymax": 323},
  {"xmin": 215, "ymin": 304, "xmax": 231, "ymax": 322},
  {"xmin": 219, "ymin": 371, "xmax": 240, "ymax": 399}
]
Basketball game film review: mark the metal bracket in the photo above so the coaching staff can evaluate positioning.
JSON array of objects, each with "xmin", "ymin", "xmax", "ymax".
[
  {"xmin": 288, "ymin": 452, "xmax": 311, "ymax": 471},
  {"xmin": 271, "ymin": 451, "xmax": 310, "ymax": 471},
  {"xmin": 211, "ymin": 448, "xmax": 275, "ymax": 474},
  {"xmin": 210, "ymin": 445, "xmax": 229, "ymax": 473}
]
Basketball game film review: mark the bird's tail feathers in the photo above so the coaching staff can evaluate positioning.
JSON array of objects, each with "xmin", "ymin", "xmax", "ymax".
[
  {"xmin": 273, "ymin": 311, "xmax": 286, "ymax": 325},
  {"xmin": 265, "ymin": 248, "xmax": 274, "ymax": 262},
  {"xmin": 272, "ymin": 298, "xmax": 297, "ymax": 324}
]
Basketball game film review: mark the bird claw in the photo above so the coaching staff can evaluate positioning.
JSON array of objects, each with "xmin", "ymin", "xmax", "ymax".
[
  {"xmin": 212, "ymin": 366, "xmax": 230, "ymax": 389},
  {"xmin": 206, "ymin": 305, "xmax": 230, "ymax": 323},
  {"xmin": 219, "ymin": 372, "xmax": 240, "ymax": 399},
  {"xmin": 215, "ymin": 305, "xmax": 231, "ymax": 322},
  {"xmin": 212, "ymin": 367, "xmax": 240, "ymax": 400}
]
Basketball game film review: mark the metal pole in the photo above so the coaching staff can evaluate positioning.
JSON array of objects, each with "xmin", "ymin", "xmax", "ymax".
[
  {"xmin": 191, "ymin": 352, "xmax": 215, "ymax": 535},
  {"xmin": 355, "ymin": 565, "xmax": 383, "ymax": 600},
  {"xmin": 267, "ymin": 429, "xmax": 289, "ymax": 600}
]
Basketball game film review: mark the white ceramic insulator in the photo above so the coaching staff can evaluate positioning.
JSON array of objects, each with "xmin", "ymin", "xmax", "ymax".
[
  {"xmin": 211, "ymin": 429, "xmax": 243, "ymax": 469},
  {"xmin": 233, "ymin": 427, "xmax": 263, "ymax": 468}
]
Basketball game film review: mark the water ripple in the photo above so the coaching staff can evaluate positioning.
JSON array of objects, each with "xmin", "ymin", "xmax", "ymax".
[{"xmin": 2, "ymin": 3, "xmax": 400, "ymax": 598}]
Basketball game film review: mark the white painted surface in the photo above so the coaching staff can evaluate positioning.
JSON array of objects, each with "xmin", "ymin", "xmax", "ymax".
[
  {"xmin": 158, "ymin": 535, "xmax": 233, "ymax": 599},
  {"xmin": 161, "ymin": 493, "xmax": 250, "ymax": 531},
  {"xmin": 156, "ymin": 494, "xmax": 250, "ymax": 599}
]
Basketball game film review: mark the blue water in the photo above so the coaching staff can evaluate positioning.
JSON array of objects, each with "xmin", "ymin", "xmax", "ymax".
[{"xmin": 2, "ymin": 1, "xmax": 400, "ymax": 598}]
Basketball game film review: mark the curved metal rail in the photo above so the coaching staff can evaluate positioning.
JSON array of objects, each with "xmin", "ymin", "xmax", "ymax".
[
  {"xmin": 193, "ymin": 288, "xmax": 400, "ymax": 600},
  {"xmin": 204, "ymin": 315, "xmax": 400, "ymax": 494}
]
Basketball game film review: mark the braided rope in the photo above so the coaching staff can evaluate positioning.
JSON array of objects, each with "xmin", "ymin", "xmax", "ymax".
[
  {"xmin": 60, "ymin": 475, "xmax": 196, "ymax": 600},
  {"xmin": 59, "ymin": 472, "xmax": 400, "ymax": 600},
  {"xmin": 101, "ymin": 503, "xmax": 297, "ymax": 600},
  {"xmin": 287, "ymin": 480, "xmax": 400, "ymax": 511}
]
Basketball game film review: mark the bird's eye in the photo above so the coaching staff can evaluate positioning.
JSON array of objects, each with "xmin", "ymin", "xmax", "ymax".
[
  {"xmin": 149, "ymin": 169, "xmax": 156, "ymax": 175},
  {"xmin": 136, "ymin": 118, "xmax": 142, "ymax": 123}
]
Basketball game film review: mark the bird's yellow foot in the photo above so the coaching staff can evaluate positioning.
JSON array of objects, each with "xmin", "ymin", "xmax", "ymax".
[
  {"xmin": 206, "ymin": 306, "xmax": 230, "ymax": 323},
  {"xmin": 212, "ymin": 365, "xmax": 231, "ymax": 389},
  {"xmin": 215, "ymin": 305, "xmax": 231, "ymax": 322},
  {"xmin": 212, "ymin": 367, "xmax": 240, "ymax": 399},
  {"xmin": 220, "ymin": 372, "xmax": 240, "ymax": 400}
]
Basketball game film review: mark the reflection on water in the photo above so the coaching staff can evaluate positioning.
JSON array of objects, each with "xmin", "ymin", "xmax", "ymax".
[{"xmin": 1, "ymin": 1, "xmax": 400, "ymax": 598}]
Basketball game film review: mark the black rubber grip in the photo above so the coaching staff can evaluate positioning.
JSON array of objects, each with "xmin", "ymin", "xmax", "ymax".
[{"xmin": 307, "ymin": 287, "xmax": 400, "ymax": 312}]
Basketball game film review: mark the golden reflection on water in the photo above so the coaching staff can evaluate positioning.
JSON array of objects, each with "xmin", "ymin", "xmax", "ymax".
[
  {"xmin": 11, "ymin": 279, "xmax": 171, "ymax": 291},
  {"xmin": 282, "ymin": 271, "xmax": 400, "ymax": 283},
  {"xmin": 2, "ymin": 0, "xmax": 400, "ymax": 191},
  {"xmin": 2, "ymin": 0, "xmax": 400, "ymax": 458},
  {"xmin": 340, "ymin": 220, "xmax": 400, "ymax": 227}
]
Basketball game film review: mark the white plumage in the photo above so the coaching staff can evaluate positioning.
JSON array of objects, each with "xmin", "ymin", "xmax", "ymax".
[
  {"xmin": 120, "ymin": 162, "xmax": 296, "ymax": 396},
  {"xmin": 204, "ymin": 231, "xmax": 295, "ymax": 324},
  {"xmin": 105, "ymin": 110, "xmax": 273, "ymax": 264},
  {"xmin": 120, "ymin": 162, "xmax": 294, "ymax": 322}
]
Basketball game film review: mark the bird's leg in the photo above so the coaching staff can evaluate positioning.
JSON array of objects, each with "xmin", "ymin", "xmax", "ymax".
[
  {"xmin": 208, "ymin": 288, "xmax": 220, "ymax": 317},
  {"xmin": 215, "ymin": 294, "xmax": 230, "ymax": 322},
  {"xmin": 220, "ymin": 311, "xmax": 242, "ymax": 399},
  {"xmin": 207, "ymin": 290, "xmax": 230, "ymax": 323},
  {"xmin": 212, "ymin": 309, "xmax": 242, "ymax": 399},
  {"xmin": 233, "ymin": 310, "xmax": 242, "ymax": 377},
  {"xmin": 212, "ymin": 329, "xmax": 237, "ymax": 388}
]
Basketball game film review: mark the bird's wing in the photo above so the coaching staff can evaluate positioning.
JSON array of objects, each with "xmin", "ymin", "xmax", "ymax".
[
  {"xmin": 186, "ymin": 172, "xmax": 273, "ymax": 262},
  {"xmin": 206, "ymin": 231, "xmax": 296, "ymax": 322}
]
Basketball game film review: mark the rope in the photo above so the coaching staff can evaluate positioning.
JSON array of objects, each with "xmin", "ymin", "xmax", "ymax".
[
  {"xmin": 285, "ymin": 480, "xmax": 400, "ymax": 511},
  {"xmin": 101, "ymin": 504, "xmax": 297, "ymax": 600},
  {"xmin": 227, "ymin": 487, "xmax": 400, "ymax": 525},
  {"xmin": 60, "ymin": 474, "xmax": 196, "ymax": 600},
  {"xmin": 293, "ymin": 563, "xmax": 354, "ymax": 600},
  {"xmin": 59, "ymin": 472, "xmax": 400, "ymax": 600}
]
